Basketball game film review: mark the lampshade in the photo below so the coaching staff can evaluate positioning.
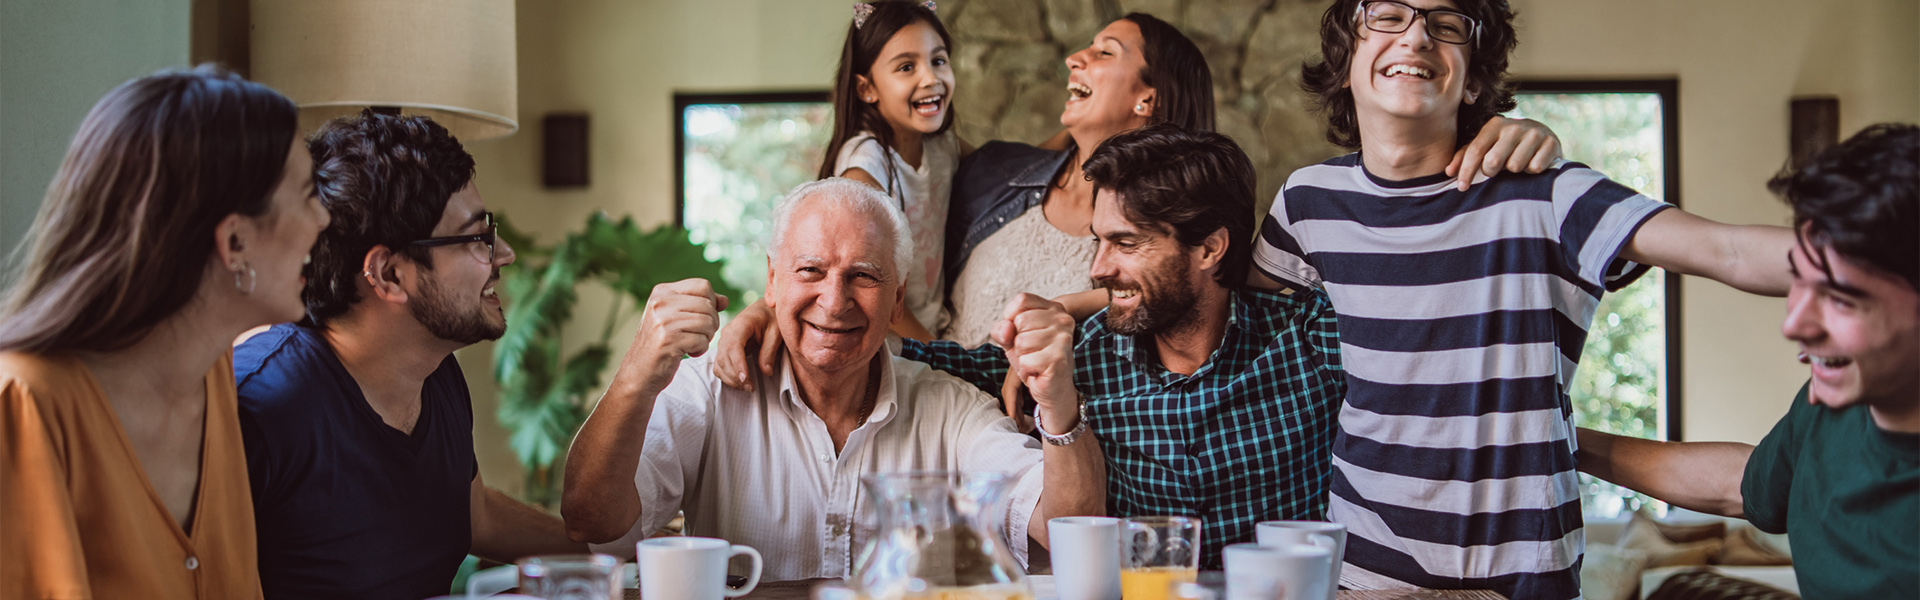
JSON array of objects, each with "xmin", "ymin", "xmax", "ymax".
[{"xmin": 249, "ymin": 0, "xmax": 518, "ymax": 141}]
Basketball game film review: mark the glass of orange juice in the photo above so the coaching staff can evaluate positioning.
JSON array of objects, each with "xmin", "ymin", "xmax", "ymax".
[{"xmin": 1119, "ymin": 516, "xmax": 1201, "ymax": 600}]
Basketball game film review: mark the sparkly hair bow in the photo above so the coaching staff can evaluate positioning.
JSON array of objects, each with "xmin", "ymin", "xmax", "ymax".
[{"xmin": 853, "ymin": 1, "xmax": 937, "ymax": 30}]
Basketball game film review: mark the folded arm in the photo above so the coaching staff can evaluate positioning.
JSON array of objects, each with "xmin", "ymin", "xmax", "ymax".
[
  {"xmin": 471, "ymin": 476, "xmax": 584, "ymax": 561},
  {"xmin": 1575, "ymin": 427, "xmax": 1753, "ymax": 517}
]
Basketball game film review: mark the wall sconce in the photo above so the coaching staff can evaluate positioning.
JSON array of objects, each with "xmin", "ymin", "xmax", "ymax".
[
  {"xmin": 1789, "ymin": 96, "xmax": 1839, "ymax": 169},
  {"xmin": 544, "ymin": 113, "xmax": 589, "ymax": 189},
  {"xmin": 248, "ymin": 0, "xmax": 518, "ymax": 141}
]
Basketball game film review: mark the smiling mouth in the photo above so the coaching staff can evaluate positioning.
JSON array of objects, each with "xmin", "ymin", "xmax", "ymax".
[
  {"xmin": 1798, "ymin": 352, "xmax": 1852, "ymax": 369},
  {"xmin": 1067, "ymin": 82, "xmax": 1093, "ymax": 101},
  {"xmin": 809, "ymin": 322, "xmax": 863, "ymax": 335},
  {"xmin": 1382, "ymin": 64, "xmax": 1434, "ymax": 79},
  {"xmin": 911, "ymin": 94, "xmax": 944, "ymax": 116}
]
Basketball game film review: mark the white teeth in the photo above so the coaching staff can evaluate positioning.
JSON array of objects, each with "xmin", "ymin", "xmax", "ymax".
[
  {"xmin": 1799, "ymin": 352, "xmax": 1850, "ymax": 368},
  {"xmin": 1111, "ymin": 289, "xmax": 1137, "ymax": 299},
  {"xmin": 482, "ymin": 286, "xmax": 497, "ymax": 298},
  {"xmin": 1385, "ymin": 64, "xmax": 1433, "ymax": 78},
  {"xmin": 1067, "ymin": 82, "xmax": 1093, "ymax": 99},
  {"xmin": 913, "ymin": 95, "xmax": 942, "ymax": 106}
]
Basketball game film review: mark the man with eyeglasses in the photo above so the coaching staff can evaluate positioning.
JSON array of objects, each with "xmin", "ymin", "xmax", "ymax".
[
  {"xmin": 1248, "ymin": 1, "xmax": 1795, "ymax": 597},
  {"xmin": 233, "ymin": 111, "xmax": 581, "ymax": 600}
]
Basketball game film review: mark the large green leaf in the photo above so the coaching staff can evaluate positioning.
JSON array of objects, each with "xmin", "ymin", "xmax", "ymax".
[{"xmin": 489, "ymin": 211, "xmax": 736, "ymax": 506}]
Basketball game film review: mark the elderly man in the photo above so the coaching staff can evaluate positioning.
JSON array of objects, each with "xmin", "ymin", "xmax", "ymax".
[{"xmin": 561, "ymin": 178, "xmax": 1105, "ymax": 581}]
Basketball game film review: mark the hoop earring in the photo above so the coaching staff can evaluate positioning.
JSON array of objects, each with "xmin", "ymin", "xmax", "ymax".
[{"xmin": 233, "ymin": 261, "xmax": 256, "ymax": 296}]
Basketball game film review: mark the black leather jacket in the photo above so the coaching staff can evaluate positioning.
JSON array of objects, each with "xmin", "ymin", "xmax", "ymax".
[{"xmin": 942, "ymin": 140, "xmax": 1074, "ymax": 291}]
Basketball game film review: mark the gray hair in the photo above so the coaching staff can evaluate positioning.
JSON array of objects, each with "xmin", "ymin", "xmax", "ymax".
[{"xmin": 769, "ymin": 177, "xmax": 914, "ymax": 279}]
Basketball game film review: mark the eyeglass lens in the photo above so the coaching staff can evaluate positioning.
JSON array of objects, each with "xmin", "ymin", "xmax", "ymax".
[
  {"xmin": 472, "ymin": 213, "xmax": 497, "ymax": 264},
  {"xmin": 1364, "ymin": 1, "xmax": 1474, "ymax": 45}
]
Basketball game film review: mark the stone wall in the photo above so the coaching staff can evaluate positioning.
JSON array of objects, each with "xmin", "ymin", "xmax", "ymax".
[{"xmin": 939, "ymin": 0, "xmax": 1343, "ymax": 209}]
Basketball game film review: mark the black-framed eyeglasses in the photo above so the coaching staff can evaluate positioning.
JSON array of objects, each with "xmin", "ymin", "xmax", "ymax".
[
  {"xmin": 1355, "ymin": 0, "xmax": 1480, "ymax": 46},
  {"xmin": 410, "ymin": 211, "xmax": 498, "ymax": 264}
]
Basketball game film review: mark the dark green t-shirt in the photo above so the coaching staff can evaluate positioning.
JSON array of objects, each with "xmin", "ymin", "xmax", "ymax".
[{"xmin": 1743, "ymin": 383, "xmax": 1920, "ymax": 598}]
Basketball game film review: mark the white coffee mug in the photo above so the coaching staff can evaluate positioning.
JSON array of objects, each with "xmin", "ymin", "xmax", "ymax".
[
  {"xmin": 1256, "ymin": 521, "xmax": 1346, "ymax": 600},
  {"xmin": 1048, "ymin": 516, "xmax": 1123, "ymax": 600},
  {"xmin": 638, "ymin": 537, "xmax": 764, "ymax": 600},
  {"xmin": 1223, "ymin": 542, "xmax": 1331, "ymax": 600}
]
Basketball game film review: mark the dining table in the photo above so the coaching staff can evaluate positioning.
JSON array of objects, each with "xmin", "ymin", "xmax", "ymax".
[{"xmin": 617, "ymin": 576, "xmax": 1509, "ymax": 599}]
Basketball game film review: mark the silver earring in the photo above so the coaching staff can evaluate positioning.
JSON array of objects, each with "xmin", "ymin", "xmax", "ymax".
[{"xmin": 233, "ymin": 261, "xmax": 256, "ymax": 295}]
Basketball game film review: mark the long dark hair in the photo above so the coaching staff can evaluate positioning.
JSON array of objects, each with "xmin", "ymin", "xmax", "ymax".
[
  {"xmin": 1123, "ymin": 13, "xmax": 1215, "ymax": 132},
  {"xmin": 1300, "ymin": 0, "xmax": 1519, "ymax": 149},
  {"xmin": 817, "ymin": 0, "xmax": 955, "ymax": 196},
  {"xmin": 0, "ymin": 65, "xmax": 298, "ymax": 353}
]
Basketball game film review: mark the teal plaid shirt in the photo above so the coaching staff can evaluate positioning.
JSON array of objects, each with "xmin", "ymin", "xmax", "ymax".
[{"xmin": 901, "ymin": 288, "xmax": 1345, "ymax": 568}]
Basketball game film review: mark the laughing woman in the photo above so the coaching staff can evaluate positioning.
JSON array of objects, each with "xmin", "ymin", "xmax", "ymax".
[{"xmin": 0, "ymin": 66, "xmax": 329, "ymax": 600}]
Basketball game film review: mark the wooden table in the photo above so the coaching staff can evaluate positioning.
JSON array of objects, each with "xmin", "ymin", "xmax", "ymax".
[{"xmin": 620, "ymin": 578, "xmax": 1507, "ymax": 599}]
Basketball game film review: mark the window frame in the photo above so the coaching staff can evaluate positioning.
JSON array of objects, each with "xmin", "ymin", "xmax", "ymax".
[
  {"xmin": 671, "ymin": 90, "xmax": 833, "ymax": 228},
  {"xmin": 1513, "ymin": 78, "xmax": 1684, "ymax": 441}
]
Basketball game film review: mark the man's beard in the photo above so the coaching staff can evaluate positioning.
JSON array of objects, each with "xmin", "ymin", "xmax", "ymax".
[
  {"xmin": 409, "ymin": 270, "xmax": 505, "ymax": 345},
  {"xmin": 1099, "ymin": 256, "xmax": 1199, "ymax": 338}
]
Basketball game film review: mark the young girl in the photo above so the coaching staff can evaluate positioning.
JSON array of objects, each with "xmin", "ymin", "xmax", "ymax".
[{"xmin": 818, "ymin": 0, "xmax": 972, "ymax": 342}]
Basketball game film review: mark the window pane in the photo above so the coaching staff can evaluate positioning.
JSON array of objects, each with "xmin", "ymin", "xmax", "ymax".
[
  {"xmin": 1511, "ymin": 91, "xmax": 1669, "ymax": 518},
  {"xmin": 682, "ymin": 102, "xmax": 832, "ymax": 300}
]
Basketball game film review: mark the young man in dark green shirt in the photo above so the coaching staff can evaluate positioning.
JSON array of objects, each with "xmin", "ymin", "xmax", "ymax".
[{"xmin": 1576, "ymin": 123, "xmax": 1919, "ymax": 598}]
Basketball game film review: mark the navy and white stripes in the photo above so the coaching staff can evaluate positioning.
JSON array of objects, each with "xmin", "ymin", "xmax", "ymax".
[{"xmin": 1254, "ymin": 153, "xmax": 1669, "ymax": 600}]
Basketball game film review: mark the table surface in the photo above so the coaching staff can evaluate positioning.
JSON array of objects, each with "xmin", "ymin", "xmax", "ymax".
[{"xmin": 620, "ymin": 576, "xmax": 1507, "ymax": 599}]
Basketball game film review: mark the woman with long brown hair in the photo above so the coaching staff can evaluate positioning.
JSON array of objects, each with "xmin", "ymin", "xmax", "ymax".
[{"xmin": 0, "ymin": 65, "xmax": 328, "ymax": 599}]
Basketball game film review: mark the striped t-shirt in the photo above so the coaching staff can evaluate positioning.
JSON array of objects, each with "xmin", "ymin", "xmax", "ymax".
[{"xmin": 1252, "ymin": 154, "xmax": 1670, "ymax": 600}]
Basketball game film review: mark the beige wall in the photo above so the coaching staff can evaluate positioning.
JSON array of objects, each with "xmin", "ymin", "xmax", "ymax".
[{"xmin": 1510, "ymin": 0, "xmax": 1920, "ymax": 444}]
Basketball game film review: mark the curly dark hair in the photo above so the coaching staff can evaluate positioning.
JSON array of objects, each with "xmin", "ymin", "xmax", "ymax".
[
  {"xmin": 1300, "ymin": 0, "xmax": 1519, "ymax": 150},
  {"xmin": 1123, "ymin": 13, "xmax": 1215, "ymax": 132},
  {"xmin": 302, "ymin": 110, "xmax": 475, "ymax": 326},
  {"xmin": 1081, "ymin": 123, "xmax": 1256, "ymax": 291},
  {"xmin": 1769, "ymin": 122, "xmax": 1918, "ymax": 290}
]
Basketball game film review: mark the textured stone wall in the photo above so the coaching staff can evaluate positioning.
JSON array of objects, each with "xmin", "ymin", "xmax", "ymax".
[{"xmin": 940, "ymin": 0, "xmax": 1343, "ymax": 208}]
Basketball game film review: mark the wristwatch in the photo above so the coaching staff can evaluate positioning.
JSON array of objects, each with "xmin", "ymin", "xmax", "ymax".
[{"xmin": 1033, "ymin": 400, "xmax": 1089, "ymax": 446}]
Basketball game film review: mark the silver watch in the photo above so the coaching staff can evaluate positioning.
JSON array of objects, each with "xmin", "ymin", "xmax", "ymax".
[{"xmin": 1034, "ymin": 401, "xmax": 1089, "ymax": 446}]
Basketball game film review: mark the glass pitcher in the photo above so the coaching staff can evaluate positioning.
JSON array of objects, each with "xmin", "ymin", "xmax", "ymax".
[{"xmin": 854, "ymin": 471, "xmax": 1029, "ymax": 600}]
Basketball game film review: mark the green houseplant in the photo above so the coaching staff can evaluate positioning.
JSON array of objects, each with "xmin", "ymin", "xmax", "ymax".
[{"xmin": 490, "ymin": 213, "xmax": 741, "ymax": 506}]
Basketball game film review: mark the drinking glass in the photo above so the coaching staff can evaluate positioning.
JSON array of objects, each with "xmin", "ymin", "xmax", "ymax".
[
  {"xmin": 517, "ymin": 554, "xmax": 622, "ymax": 600},
  {"xmin": 1120, "ymin": 516, "xmax": 1201, "ymax": 600}
]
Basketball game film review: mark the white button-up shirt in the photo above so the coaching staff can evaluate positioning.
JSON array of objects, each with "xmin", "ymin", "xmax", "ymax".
[{"xmin": 590, "ymin": 353, "xmax": 1046, "ymax": 581}]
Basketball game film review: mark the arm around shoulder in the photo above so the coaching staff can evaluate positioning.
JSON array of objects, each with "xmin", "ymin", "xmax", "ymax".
[
  {"xmin": 1576, "ymin": 427, "xmax": 1753, "ymax": 518},
  {"xmin": 1621, "ymin": 208, "xmax": 1795, "ymax": 297}
]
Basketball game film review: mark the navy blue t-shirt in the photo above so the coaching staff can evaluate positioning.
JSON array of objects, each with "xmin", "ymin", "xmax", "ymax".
[{"xmin": 235, "ymin": 324, "xmax": 477, "ymax": 600}]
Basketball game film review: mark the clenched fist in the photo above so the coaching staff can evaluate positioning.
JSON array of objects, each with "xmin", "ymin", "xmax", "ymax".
[
  {"xmin": 991, "ymin": 293, "xmax": 1080, "ymax": 436},
  {"xmin": 620, "ymin": 278, "xmax": 728, "ymax": 398}
]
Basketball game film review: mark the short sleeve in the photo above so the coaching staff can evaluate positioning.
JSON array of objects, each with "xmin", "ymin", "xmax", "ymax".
[
  {"xmin": 1, "ymin": 382, "xmax": 91, "ymax": 599},
  {"xmin": 1549, "ymin": 164, "xmax": 1672, "ymax": 291},
  {"xmin": 835, "ymin": 134, "xmax": 897, "ymax": 195},
  {"xmin": 1741, "ymin": 384, "xmax": 1810, "ymax": 534},
  {"xmin": 944, "ymin": 376, "xmax": 1044, "ymax": 568},
  {"xmin": 1253, "ymin": 187, "xmax": 1324, "ymax": 289},
  {"xmin": 589, "ymin": 359, "xmax": 716, "ymax": 557}
]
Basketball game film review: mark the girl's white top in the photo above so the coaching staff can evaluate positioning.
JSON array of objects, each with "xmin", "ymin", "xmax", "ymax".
[{"xmin": 834, "ymin": 131, "xmax": 957, "ymax": 336}]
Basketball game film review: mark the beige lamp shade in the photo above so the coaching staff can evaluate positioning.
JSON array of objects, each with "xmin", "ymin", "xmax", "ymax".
[{"xmin": 250, "ymin": 0, "xmax": 518, "ymax": 141}]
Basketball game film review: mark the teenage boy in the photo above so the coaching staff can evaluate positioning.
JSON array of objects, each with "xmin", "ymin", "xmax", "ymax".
[
  {"xmin": 1579, "ymin": 124, "xmax": 1917, "ymax": 599},
  {"xmin": 1253, "ymin": 1, "xmax": 1795, "ymax": 597}
]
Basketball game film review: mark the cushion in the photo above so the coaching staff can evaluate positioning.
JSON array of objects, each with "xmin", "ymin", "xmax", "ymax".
[
  {"xmin": 1645, "ymin": 569, "xmax": 1799, "ymax": 600},
  {"xmin": 1716, "ymin": 525, "xmax": 1792, "ymax": 566},
  {"xmin": 1581, "ymin": 544, "xmax": 1650, "ymax": 600},
  {"xmin": 1619, "ymin": 513, "xmax": 1725, "ymax": 568}
]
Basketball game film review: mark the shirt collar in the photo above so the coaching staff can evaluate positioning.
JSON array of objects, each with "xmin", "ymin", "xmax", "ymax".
[{"xmin": 1008, "ymin": 145, "xmax": 1076, "ymax": 189}]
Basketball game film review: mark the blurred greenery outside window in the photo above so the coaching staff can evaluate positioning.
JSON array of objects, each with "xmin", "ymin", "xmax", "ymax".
[
  {"xmin": 678, "ymin": 94, "xmax": 833, "ymax": 304},
  {"xmin": 1512, "ymin": 88, "xmax": 1674, "ymax": 519}
]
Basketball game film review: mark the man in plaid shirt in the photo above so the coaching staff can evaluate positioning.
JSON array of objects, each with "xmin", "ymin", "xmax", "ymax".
[{"xmin": 906, "ymin": 124, "xmax": 1344, "ymax": 567}]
